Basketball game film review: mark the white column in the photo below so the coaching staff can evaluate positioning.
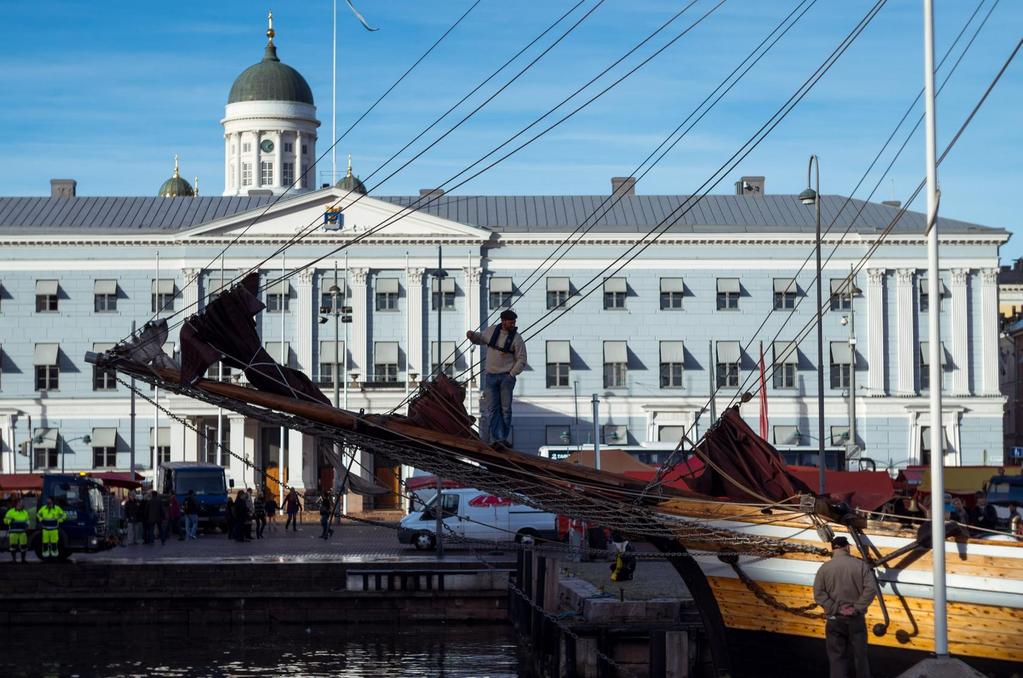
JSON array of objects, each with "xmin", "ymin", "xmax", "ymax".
[
  {"xmin": 183, "ymin": 418, "xmax": 199, "ymax": 462},
  {"xmin": 295, "ymin": 269, "xmax": 314, "ymax": 374},
  {"xmin": 287, "ymin": 429, "xmax": 304, "ymax": 491},
  {"xmin": 896, "ymin": 268, "xmax": 916, "ymax": 396},
  {"xmin": 274, "ymin": 130, "xmax": 284, "ymax": 189},
  {"xmin": 182, "ymin": 267, "xmax": 200, "ymax": 319},
  {"xmin": 223, "ymin": 134, "xmax": 230, "ymax": 195},
  {"xmin": 866, "ymin": 268, "xmax": 886, "ymax": 396},
  {"xmin": 950, "ymin": 268, "xmax": 970, "ymax": 395},
  {"xmin": 981, "ymin": 267, "xmax": 1000, "ymax": 395},
  {"xmin": 295, "ymin": 131, "xmax": 303, "ymax": 190},
  {"xmin": 170, "ymin": 418, "xmax": 187, "ymax": 462},
  {"xmin": 466, "ymin": 266, "xmax": 483, "ymax": 417},
  {"xmin": 234, "ymin": 132, "xmax": 242, "ymax": 196},
  {"xmin": 228, "ymin": 414, "xmax": 247, "ymax": 488},
  {"xmin": 406, "ymin": 268, "xmax": 425, "ymax": 377},
  {"xmin": 351, "ymin": 268, "xmax": 369, "ymax": 378},
  {"xmin": 254, "ymin": 130, "xmax": 263, "ymax": 188}
]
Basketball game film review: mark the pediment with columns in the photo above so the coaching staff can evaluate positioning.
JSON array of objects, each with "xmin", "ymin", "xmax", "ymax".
[{"xmin": 179, "ymin": 188, "xmax": 493, "ymax": 243}]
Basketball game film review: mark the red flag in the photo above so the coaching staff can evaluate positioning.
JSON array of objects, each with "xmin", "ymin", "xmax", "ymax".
[{"xmin": 759, "ymin": 344, "xmax": 769, "ymax": 439}]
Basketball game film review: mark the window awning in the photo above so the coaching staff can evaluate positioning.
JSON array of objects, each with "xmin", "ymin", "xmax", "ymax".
[
  {"xmin": 264, "ymin": 341, "xmax": 290, "ymax": 364},
  {"xmin": 431, "ymin": 341, "xmax": 456, "ymax": 362},
  {"xmin": 206, "ymin": 275, "xmax": 230, "ymax": 295},
  {"xmin": 490, "ymin": 277, "xmax": 513, "ymax": 293},
  {"xmin": 919, "ymin": 278, "xmax": 948, "ymax": 295},
  {"xmin": 830, "ymin": 278, "xmax": 853, "ymax": 295},
  {"xmin": 375, "ymin": 341, "xmax": 399, "ymax": 364},
  {"xmin": 658, "ymin": 426, "xmax": 685, "ymax": 443},
  {"xmin": 773, "ymin": 278, "xmax": 797, "ymax": 294},
  {"xmin": 377, "ymin": 278, "xmax": 399, "ymax": 294},
  {"xmin": 547, "ymin": 277, "xmax": 570, "ymax": 292},
  {"xmin": 604, "ymin": 341, "xmax": 627, "ymax": 363},
  {"xmin": 150, "ymin": 427, "xmax": 170, "ymax": 448},
  {"xmin": 319, "ymin": 340, "xmax": 345, "ymax": 358},
  {"xmin": 152, "ymin": 279, "xmax": 175, "ymax": 294},
  {"xmin": 919, "ymin": 341, "xmax": 947, "ymax": 366},
  {"xmin": 91, "ymin": 427, "xmax": 117, "ymax": 447},
  {"xmin": 34, "ymin": 428, "xmax": 58, "ymax": 447},
  {"xmin": 716, "ymin": 341, "xmax": 740, "ymax": 364},
  {"xmin": 660, "ymin": 278, "xmax": 684, "ymax": 293},
  {"xmin": 660, "ymin": 341, "xmax": 684, "ymax": 363},
  {"xmin": 774, "ymin": 425, "xmax": 800, "ymax": 445},
  {"xmin": 546, "ymin": 340, "xmax": 570, "ymax": 363},
  {"xmin": 431, "ymin": 277, "xmax": 456, "ymax": 292},
  {"xmin": 320, "ymin": 273, "xmax": 346, "ymax": 295},
  {"xmin": 34, "ymin": 343, "xmax": 59, "ymax": 365},
  {"xmin": 773, "ymin": 341, "xmax": 798, "ymax": 365},
  {"xmin": 830, "ymin": 426, "xmax": 850, "ymax": 446},
  {"xmin": 94, "ymin": 280, "xmax": 118, "ymax": 295},
  {"xmin": 830, "ymin": 341, "xmax": 853, "ymax": 364},
  {"xmin": 603, "ymin": 277, "xmax": 627, "ymax": 293},
  {"xmin": 717, "ymin": 278, "xmax": 740, "ymax": 294},
  {"xmin": 265, "ymin": 280, "xmax": 290, "ymax": 295},
  {"xmin": 36, "ymin": 280, "xmax": 58, "ymax": 295},
  {"xmin": 93, "ymin": 342, "xmax": 116, "ymax": 353}
]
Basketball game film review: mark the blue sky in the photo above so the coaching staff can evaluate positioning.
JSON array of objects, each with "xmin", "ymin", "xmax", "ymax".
[{"xmin": 3, "ymin": 1, "xmax": 1021, "ymax": 257}]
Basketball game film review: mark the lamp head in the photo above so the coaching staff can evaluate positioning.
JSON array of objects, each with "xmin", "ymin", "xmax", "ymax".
[
  {"xmin": 318, "ymin": 316, "xmax": 328, "ymax": 325},
  {"xmin": 798, "ymin": 187, "xmax": 817, "ymax": 205},
  {"xmin": 82, "ymin": 435, "xmax": 91, "ymax": 445}
]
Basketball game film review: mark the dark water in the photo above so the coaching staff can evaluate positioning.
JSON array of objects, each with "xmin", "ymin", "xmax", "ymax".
[{"xmin": 0, "ymin": 624, "xmax": 530, "ymax": 678}]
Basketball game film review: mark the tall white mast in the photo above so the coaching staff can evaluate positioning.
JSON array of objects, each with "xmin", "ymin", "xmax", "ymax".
[
  {"xmin": 923, "ymin": 0, "xmax": 948, "ymax": 657},
  {"xmin": 155, "ymin": 251, "xmax": 160, "ymax": 472},
  {"xmin": 332, "ymin": 0, "xmax": 338, "ymax": 186}
]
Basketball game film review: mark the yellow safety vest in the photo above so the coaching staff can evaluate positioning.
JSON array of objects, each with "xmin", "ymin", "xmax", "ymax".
[
  {"xmin": 3, "ymin": 508, "xmax": 30, "ymax": 532},
  {"xmin": 37, "ymin": 505, "xmax": 66, "ymax": 531}
]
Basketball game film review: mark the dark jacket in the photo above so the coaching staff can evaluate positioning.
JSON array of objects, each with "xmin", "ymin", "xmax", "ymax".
[
  {"xmin": 969, "ymin": 503, "xmax": 999, "ymax": 531},
  {"xmin": 812, "ymin": 549, "xmax": 878, "ymax": 616},
  {"xmin": 183, "ymin": 496, "xmax": 199, "ymax": 516},
  {"xmin": 145, "ymin": 495, "xmax": 166, "ymax": 524},
  {"xmin": 233, "ymin": 498, "xmax": 251, "ymax": 523}
]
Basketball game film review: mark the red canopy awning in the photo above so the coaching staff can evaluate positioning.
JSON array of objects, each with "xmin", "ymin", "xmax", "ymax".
[
  {"xmin": 0, "ymin": 474, "xmax": 44, "ymax": 492},
  {"xmin": 90, "ymin": 471, "xmax": 145, "ymax": 490},
  {"xmin": 787, "ymin": 467, "xmax": 895, "ymax": 511},
  {"xmin": 405, "ymin": 475, "xmax": 464, "ymax": 493}
]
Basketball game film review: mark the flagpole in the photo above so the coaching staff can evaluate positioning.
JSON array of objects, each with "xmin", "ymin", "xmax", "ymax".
[
  {"xmin": 155, "ymin": 251, "xmax": 160, "ymax": 472},
  {"xmin": 332, "ymin": 0, "xmax": 338, "ymax": 186},
  {"xmin": 280, "ymin": 251, "xmax": 287, "ymax": 502}
]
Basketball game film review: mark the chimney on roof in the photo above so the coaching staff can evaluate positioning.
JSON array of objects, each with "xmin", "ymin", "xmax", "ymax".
[
  {"xmin": 419, "ymin": 188, "xmax": 445, "ymax": 199},
  {"xmin": 50, "ymin": 179, "xmax": 76, "ymax": 198},
  {"xmin": 882, "ymin": 200, "xmax": 901, "ymax": 208},
  {"xmin": 611, "ymin": 177, "xmax": 636, "ymax": 197},
  {"xmin": 247, "ymin": 189, "xmax": 273, "ymax": 197},
  {"xmin": 734, "ymin": 176, "xmax": 764, "ymax": 196}
]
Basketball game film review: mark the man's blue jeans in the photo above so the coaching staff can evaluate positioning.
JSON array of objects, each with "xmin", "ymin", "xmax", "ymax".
[{"xmin": 484, "ymin": 372, "xmax": 516, "ymax": 444}]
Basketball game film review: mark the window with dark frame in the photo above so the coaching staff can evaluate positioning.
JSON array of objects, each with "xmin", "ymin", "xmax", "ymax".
[
  {"xmin": 36, "ymin": 280, "xmax": 59, "ymax": 312},
  {"xmin": 830, "ymin": 341, "xmax": 852, "ymax": 390},
  {"xmin": 547, "ymin": 277, "xmax": 569, "ymax": 310},
  {"xmin": 659, "ymin": 341, "xmax": 684, "ymax": 388},
  {"xmin": 374, "ymin": 342, "xmax": 399, "ymax": 383},
  {"xmin": 431, "ymin": 277, "xmax": 456, "ymax": 311},
  {"xmin": 717, "ymin": 278, "xmax": 740, "ymax": 310},
  {"xmin": 432, "ymin": 342, "xmax": 456, "ymax": 379},
  {"xmin": 920, "ymin": 341, "xmax": 948, "ymax": 391},
  {"xmin": 603, "ymin": 278, "xmax": 626, "ymax": 310},
  {"xmin": 772, "ymin": 342, "xmax": 797, "ymax": 389},
  {"xmin": 660, "ymin": 278, "xmax": 684, "ymax": 310},
  {"xmin": 375, "ymin": 278, "xmax": 399, "ymax": 311},
  {"xmin": 35, "ymin": 448, "xmax": 58, "ymax": 469},
  {"xmin": 93, "ymin": 365, "xmax": 117, "ymax": 391},
  {"xmin": 93, "ymin": 446, "xmax": 117, "ymax": 468},
  {"xmin": 716, "ymin": 341, "xmax": 740, "ymax": 388},
  {"xmin": 603, "ymin": 341, "xmax": 627, "ymax": 388},
  {"xmin": 830, "ymin": 279, "xmax": 852, "ymax": 311},
  {"xmin": 489, "ymin": 277, "xmax": 513, "ymax": 309},
  {"xmin": 773, "ymin": 279, "xmax": 797, "ymax": 310},
  {"xmin": 35, "ymin": 366, "xmax": 58, "ymax": 391},
  {"xmin": 546, "ymin": 340, "xmax": 570, "ymax": 388}
]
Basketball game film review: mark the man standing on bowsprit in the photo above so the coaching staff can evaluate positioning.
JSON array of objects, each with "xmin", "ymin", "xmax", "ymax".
[
  {"xmin": 467, "ymin": 309, "xmax": 527, "ymax": 447},
  {"xmin": 813, "ymin": 536, "xmax": 878, "ymax": 678}
]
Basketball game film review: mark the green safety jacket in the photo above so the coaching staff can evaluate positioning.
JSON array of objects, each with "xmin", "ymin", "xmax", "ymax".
[
  {"xmin": 3, "ymin": 508, "xmax": 29, "ymax": 533},
  {"xmin": 36, "ymin": 505, "xmax": 66, "ymax": 531}
]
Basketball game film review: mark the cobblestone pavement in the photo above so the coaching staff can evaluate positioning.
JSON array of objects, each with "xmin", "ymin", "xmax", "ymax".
[{"xmin": 76, "ymin": 517, "xmax": 518, "ymax": 564}]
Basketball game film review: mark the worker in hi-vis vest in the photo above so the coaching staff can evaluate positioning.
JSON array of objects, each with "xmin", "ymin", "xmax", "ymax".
[
  {"xmin": 36, "ymin": 496, "xmax": 66, "ymax": 560},
  {"xmin": 3, "ymin": 498, "xmax": 30, "ymax": 563},
  {"xmin": 466, "ymin": 309, "xmax": 527, "ymax": 447}
]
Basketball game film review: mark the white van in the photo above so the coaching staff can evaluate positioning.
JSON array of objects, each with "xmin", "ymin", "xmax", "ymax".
[{"xmin": 397, "ymin": 488, "xmax": 557, "ymax": 550}]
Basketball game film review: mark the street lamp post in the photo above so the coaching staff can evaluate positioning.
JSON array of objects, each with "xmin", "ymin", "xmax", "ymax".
[
  {"xmin": 321, "ymin": 260, "xmax": 352, "ymax": 511},
  {"xmin": 58, "ymin": 434, "xmax": 91, "ymax": 474},
  {"xmin": 799, "ymin": 156, "xmax": 826, "ymax": 495}
]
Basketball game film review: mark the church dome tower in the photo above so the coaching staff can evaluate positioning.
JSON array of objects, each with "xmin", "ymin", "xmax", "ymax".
[
  {"xmin": 158, "ymin": 155, "xmax": 195, "ymax": 197},
  {"xmin": 222, "ymin": 12, "xmax": 320, "ymax": 196}
]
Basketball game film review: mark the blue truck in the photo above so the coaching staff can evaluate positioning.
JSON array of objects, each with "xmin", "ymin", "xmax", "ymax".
[{"xmin": 157, "ymin": 462, "xmax": 230, "ymax": 532}]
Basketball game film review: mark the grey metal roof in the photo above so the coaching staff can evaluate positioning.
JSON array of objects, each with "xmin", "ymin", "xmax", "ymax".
[
  {"xmin": 376, "ymin": 194, "xmax": 1004, "ymax": 236},
  {"xmin": 0, "ymin": 192, "xmax": 1004, "ymax": 237},
  {"xmin": 0, "ymin": 196, "xmax": 272, "ymax": 234}
]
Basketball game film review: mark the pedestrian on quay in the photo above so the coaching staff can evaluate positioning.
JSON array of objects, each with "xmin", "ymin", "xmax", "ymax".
[
  {"xmin": 319, "ymin": 489, "xmax": 334, "ymax": 540},
  {"xmin": 4, "ymin": 497, "xmax": 30, "ymax": 563},
  {"xmin": 144, "ymin": 490, "xmax": 166, "ymax": 545},
  {"xmin": 169, "ymin": 493, "xmax": 183, "ymax": 541},
  {"xmin": 183, "ymin": 490, "xmax": 200, "ymax": 540},
  {"xmin": 124, "ymin": 492, "xmax": 140, "ymax": 546},
  {"xmin": 812, "ymin": 536, "xmax": 877, "ymax": 678},
  {"xmin": 253, "ymin": 491, "xmax": 267, "ymax": 539},
  {"xmin": 283, "ymin": 487, "xmax": 302, "ymax": 532},
  {"xmin": 37, "ymin": 495, "xmax": 66, "ymax": 561},
  {"xmin": 264, "ymin": 490, "xmax": 277, "ymax": 532},
  {"xmin": 465, "ymin": 308, "xmax": 527, "ymax": 447},
  {"xmin": 233, "ymin": 490, "xmax": 251, "ymax": 542}
]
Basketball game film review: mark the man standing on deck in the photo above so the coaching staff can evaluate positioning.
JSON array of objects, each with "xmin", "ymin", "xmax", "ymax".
[
  {"xmin": 466, "ymin": 309, "xmax": 527, "ymax": 447},
  {"xmin": 813, "ymin": 536, "xmax": 877, "ymax": 678}
]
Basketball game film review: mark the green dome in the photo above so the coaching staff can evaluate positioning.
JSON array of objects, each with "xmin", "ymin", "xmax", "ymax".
[
  {"xmin": 158, "ymin": 158, "xmax": 194, "ymax": 198},
  {"xmin": 336, "ymin": 173, "xmax": 367, "ymax": 194},
  {"xmin": 228, "ymin": 43, "xmax": 314, "ymax": 105}
]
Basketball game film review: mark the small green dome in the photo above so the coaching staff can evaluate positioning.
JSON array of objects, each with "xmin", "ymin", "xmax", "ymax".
[
  {"xmin": 335, "ymin": 156, "xmax": 367, "ymax": 194},
  {"xmin": 228, "ymin": 42, "xmax": 314, "ymax": 106},
  {"xmin": 159, "ymin": 157, "xmax": 194, "ymax": 197}
]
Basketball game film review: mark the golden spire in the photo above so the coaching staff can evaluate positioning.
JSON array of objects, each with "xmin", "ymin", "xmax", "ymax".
[
  {"xmin": 346, "ymin": 153, "xmax": 353, "ymax": 177},
  {"xmin": 267, "ymin": 10, "xmax": 275, "ymax": 44},
  {"xmin": 173, "ymin": 154, "xmax": 180, "ymax": 178}
]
